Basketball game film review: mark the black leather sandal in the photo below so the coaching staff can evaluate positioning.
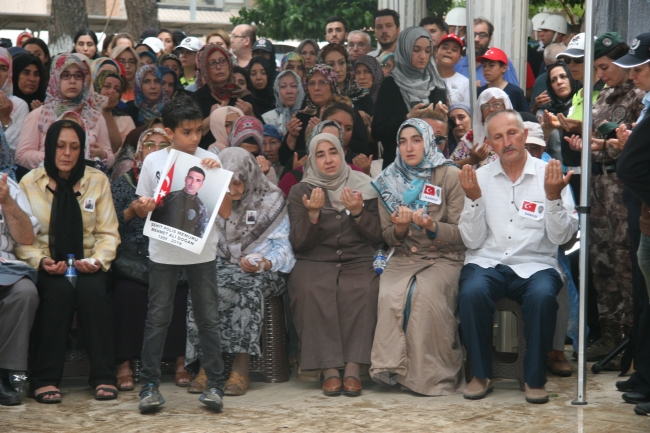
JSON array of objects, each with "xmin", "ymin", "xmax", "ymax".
[
  {"xmin": 94, "ymin": 387, "xmax": 118, "ymax": 400},
  {"xmin": 34, "ymin": 390, "xmax": 62, "ymax": 404}
]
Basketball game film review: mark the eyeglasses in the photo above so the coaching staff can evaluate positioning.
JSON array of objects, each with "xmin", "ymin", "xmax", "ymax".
[
  {"xmin": 141, "ymin": 141, "xmax": 170, "ymax": 150},
  {"xmin": 117, "ymin": 58, "xmax": 137, "ymax": 66},
  {"xmin": 60, "ymin": 71, "xmax": 85, "ymax": 81},
  {"xmin": 229, "ymin": 35, "xmax": 246, "ymax": 39},
  {"xmin": 525, "ymin": 144, "xmax": 543, "ymax": 151},
  {"xmin": 475, "ymin": 32, "xmax": 490, "ymax": 40},
  {"xmin": 480, "ymin": 101, "xmax": 505, "ymax": 111},
  {"xmin": 307, "ymin": 80, "xmax": 330, "ymax": 88},
  {"xmin": 433, "ymin": 135, "xmax": 447, "ymax": 145},
  {"xmin": 207, "ymin": 58, "xmax": 229, "ymax": 69}
]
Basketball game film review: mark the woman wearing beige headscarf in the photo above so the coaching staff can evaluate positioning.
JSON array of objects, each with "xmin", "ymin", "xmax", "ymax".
[
  {"xmin": 287, "ymin": 132, "xmax": 381, "ymax": 397},
  {"xmin": 110, "ymin": 45, "xmax": 140, "ymax": 102},
  {"xmin": 208, "ymin": 105, "xmax": 244, "ymax": 152}
]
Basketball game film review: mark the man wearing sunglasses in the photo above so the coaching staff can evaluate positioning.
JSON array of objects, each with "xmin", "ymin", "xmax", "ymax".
[{"xmin": 421, "ymin": 112, "xmax": 450, "ymax": 157}]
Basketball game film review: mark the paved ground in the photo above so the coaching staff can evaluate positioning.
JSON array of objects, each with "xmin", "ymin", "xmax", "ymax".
[{"xmin": 3, "ymin": 354, "xmax": 650, "ymax": 433}]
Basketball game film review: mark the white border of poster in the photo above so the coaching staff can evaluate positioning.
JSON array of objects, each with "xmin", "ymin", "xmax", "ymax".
[{"xmin": 143, "ymin": 149, "xmax": 233, "ymax": 254}]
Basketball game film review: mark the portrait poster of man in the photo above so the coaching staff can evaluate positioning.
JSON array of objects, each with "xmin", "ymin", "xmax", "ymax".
[{"xmin": 143, "ymin": 149, "xmax": 233, "ymax": 254}]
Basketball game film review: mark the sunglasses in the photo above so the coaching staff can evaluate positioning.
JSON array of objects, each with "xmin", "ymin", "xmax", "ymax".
[
  {"xmin": 434, "ymin": 135, "xmax": 447, "ymax": 145},
  {"xmin": 560, "ymin": 57, "xmax": 584, "ymax": 65}
]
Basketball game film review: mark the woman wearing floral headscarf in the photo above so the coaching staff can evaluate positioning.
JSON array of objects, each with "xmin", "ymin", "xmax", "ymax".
[
  {"xmin": 111, "ymin": 128, "xmax": 190, "ymax": 391},
  {"xmin": 279, "ymin": 64, "xmax": 370, "ymax": 166},
  {"xmin": 190, "ymin": 44, "xmax": 261, "ymax": 150},
  {"xmin": 185, "ymin": 147, "xmax": 294, "ymax": 396},
  {"xmin": 0, "ymin": 47, "xmax": 29, "ymax": 154},
  {"xmin": 262, "ymin": 70, "xmax": 305, "ymax": 135},
  {"xmin": 16, "ymin": 54, "xmax": 114, "ymax": 169},
  {"xmin": 123, "ymin": 65, "xmax": 167, "ymax": 127},
  {"xmin": 370, "ymin": 118, "xmax": 466, "ymax": 396},
  {"xmin": 281, "ymin": 52, "xmax": 306, "ymax": 80},
  {"xmin": 372, "ymin": 27, "xmax": 447, "ymax": 168},
  {"xmin": 158, "ymin": 53, "xmax": 183, "ymax": 81},
  {"xmin": 318, "ymin": 43, "xmax": 373, "ymax": 115}
]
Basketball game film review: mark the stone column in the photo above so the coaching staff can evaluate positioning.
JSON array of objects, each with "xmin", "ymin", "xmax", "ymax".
[{"xmin": 595, "ymin": 0, "xmax": 650, "ymax": 43}]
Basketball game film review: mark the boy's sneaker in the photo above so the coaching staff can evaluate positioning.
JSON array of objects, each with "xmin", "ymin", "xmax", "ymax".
[
  {"xmin": 199, "ymin": 387, "xmax": 224, "ymax": 412},
  {"xmin": 139, "ymin": 383, "xmax": 165, "ymax": 413}
]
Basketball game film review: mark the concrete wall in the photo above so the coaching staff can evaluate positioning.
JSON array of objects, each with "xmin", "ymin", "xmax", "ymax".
[{"xmin": 377, "ymin": 0, "xmax": 427, "ymax": 29}]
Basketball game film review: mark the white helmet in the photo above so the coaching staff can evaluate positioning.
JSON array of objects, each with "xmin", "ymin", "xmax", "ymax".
[
  {"xmin": 538, "ymin": 14, "xmax": 568, "ymax": 34},
  {"xmin": 446, "ymin": 8, "xmax": 467, "ymax": 27},
  {"xmin": 531, "ymin": 12, "xmax": 550, "ymax": 31}
]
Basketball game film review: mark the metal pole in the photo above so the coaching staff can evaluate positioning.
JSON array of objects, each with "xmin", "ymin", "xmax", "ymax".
[
  {"xmin": 466, "ymin": 2, "xmax": 476, "ymax": 115},
  {"xmin": 572, "ymin": 0, "xmax": 595, "ymax": 406},
  {"xmin": 190, "ymin": 0, "xmax": 197, "ymax": 22}
]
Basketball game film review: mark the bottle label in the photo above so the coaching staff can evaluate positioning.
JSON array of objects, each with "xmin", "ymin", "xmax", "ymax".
[{"xmin": 65, "ymin": 267, "xmax": 77, "ymax": 276}]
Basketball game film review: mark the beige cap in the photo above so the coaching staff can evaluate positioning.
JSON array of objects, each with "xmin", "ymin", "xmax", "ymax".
[{"xmin": 524, "ymin": 122, "xmax": 546, "ymax": 147}]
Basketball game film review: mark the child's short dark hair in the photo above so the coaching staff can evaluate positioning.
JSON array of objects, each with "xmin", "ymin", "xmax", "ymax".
[{"xmin": 162, "ymin": 95, "xmax": 203, "ymax": 130}]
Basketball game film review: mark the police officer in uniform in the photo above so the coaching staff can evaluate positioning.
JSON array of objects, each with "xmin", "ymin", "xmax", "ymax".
[{"xmin": 151, "ymin": 166, "xmax": 210, "ymax": 237}]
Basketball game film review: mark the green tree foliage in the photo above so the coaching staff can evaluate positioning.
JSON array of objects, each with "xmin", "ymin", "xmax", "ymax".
[{"xmin": 231, "ymin": 0, "xmax": 375, "ymax": 41}]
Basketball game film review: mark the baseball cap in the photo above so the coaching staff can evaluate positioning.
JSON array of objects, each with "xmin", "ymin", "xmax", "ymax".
[
  {"xmin": 175, "ymin": 37, "xmax": 203, "ymax": 52},
  {"xmin": 559, "ymin": 33, "xmax": 587, "ymax": 58},
  {"xmin": 524, "ymin": 122, "xmax": 546, "ymax": 147},
  {"xmin": 142, "ymin": 37, "xmax": 165, "ymax": 54},
  {"xmin": 594, "ymin": 32, "xmax": 624, "ymax": 60},
  {"xmin": 438, "ymin": 33, "xmax": 464, "ymax": 49},
  {"xmin": 613, "ymin": 33, "xmax": 650, "ymax": 68},
  {"xmin": 252, "ymin": 38, "xmax": 274, "ymax": 53},
  {"xmin": 263, "ymin": 124, "xmax": 282, "ymax": 141},
  {"xmin": 476, "ymin": 47, "xmax": 508, "ymax": 64}
]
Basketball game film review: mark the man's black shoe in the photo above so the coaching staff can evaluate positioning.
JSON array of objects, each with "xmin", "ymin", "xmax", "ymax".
[
  {"xmin": 634, "ymin": 401, "xmax": 650, "ymax": 416},
  {"xmin": 616, "ymin": 378, "xmax": 636, "ymax": 393},
  {"xmin": 622, "ymin": 392, "xmax": 650, "ymax": 404}
]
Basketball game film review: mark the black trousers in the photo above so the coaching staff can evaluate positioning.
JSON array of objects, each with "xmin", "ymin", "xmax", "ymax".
[{"xmin": 30, "ymin": 270, "xmax": 116, "ymax": 391}]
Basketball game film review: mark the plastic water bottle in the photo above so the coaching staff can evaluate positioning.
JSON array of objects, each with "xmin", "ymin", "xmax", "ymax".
[
  {"xmin": 373, "ymin": 250, "xmax": 387, "ymax": 275},
  {"xmin": 10, "ymin": 371, "xmax": 28, "ymax": 398},
  {"xmin": 65, "ymin": 254, "xmax": 77, "ymax": 287}
]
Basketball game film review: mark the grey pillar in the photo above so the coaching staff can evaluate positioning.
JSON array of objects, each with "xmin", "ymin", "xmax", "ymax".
[
  {"xmin": 595, "ymin": 0, "xmax": 650, "ymax": 43},
  {"xmin": 377, "ymin": 0, "xmax": 427, "ymax": 29}
]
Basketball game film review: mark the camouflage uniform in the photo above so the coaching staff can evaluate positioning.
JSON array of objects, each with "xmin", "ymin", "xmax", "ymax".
[{"xmin": 589, "ymin": 81, "xmax": 646, "ymax": 341}]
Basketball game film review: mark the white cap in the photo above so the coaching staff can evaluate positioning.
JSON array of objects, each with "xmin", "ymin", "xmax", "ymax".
[
  {"xmin": 524, "ymin": 122, "xmax": 546, "ymax": 147},
  {"xmin": 532, "ymin": 12, "xmax": 550, "ymax": 31},
  {"xmin": 142, "ymin": 37, "xmax": 165, "ymax": 54},
  {"xmin": 538, "ymin": 15, "xmax": 567, "ymax": 34},
  {"xmin": 558, "ymin": 33, "xmax": 586, "ymax": 58},
  {"xmin": 175, "ymin": 37, "xmax": 203, "ymax": 52},
  {"xmin": 446, "ymin": 8, "xmax": 467, "ymax": 27}
]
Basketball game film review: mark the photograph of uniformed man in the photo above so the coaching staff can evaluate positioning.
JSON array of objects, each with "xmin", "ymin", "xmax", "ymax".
[{"xmin": 150, "ymin": 166, "xmax": 210, "ymax": 237}]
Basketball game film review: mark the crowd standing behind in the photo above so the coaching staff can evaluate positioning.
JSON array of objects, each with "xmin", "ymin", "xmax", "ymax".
[{"xmin": 0, "ymin": 6, "xmax": 649, "ymax": 420}]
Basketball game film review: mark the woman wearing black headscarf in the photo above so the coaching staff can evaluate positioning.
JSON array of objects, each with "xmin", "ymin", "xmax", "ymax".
[
  {"xmin": 538, "ymin": 61, "xmax": 582, "ymax": 161},
  {"xmin": 12, "ymin": 53, "xmax": 45, "ymax": 111},
  {"xmin": 16, "ymin": 120, "xmax": 120, "ymax": 404},
  {"xmin": 247, "ymin": 56, "xmax": 276, "ymax": 114}
]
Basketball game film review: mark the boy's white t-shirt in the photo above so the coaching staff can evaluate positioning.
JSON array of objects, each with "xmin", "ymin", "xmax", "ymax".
[
  {"xmin": 136, "ymin": 147, "xmax": 221, "ymax": 265},
  {"xmin": 443, "ymin": 72, "xmax": 470, "ymax": 105}
]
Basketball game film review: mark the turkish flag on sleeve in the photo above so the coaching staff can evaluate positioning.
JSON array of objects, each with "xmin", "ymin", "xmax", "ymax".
[
  {"xmin": 156, "ymin": 162, "xmax": 175, "ymax": 204},
  {"xmin": 521, "ymin": 201, "xmax": 537, "ymax": 212}
]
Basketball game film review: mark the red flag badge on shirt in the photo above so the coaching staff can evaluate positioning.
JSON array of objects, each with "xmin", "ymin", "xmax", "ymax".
[
  {"xmin": 156, "ymin": 162, "xmax": 175, "ymax": 204},
  {"xmin": 423, "ymin": 184, "xmax": 437, "ymax": 196},
  {"xmin": 521, "ymin": 200, "xmax": 537, "ymax": 212}
]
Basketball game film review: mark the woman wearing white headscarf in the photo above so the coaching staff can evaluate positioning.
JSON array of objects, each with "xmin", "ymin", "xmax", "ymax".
[
  {"xmin": 287, "ymin": 132, "xmax": 381, "ymax": 397},
  {"xmin": 370, "ymin": 118, "xmax": 466, "ymax": 396},
  {"xmin": 262, "ymin": 70, "xmax": 305, "ymax": 135},
  {"xmin": 371, "ymin": 26, "xmax": 447, "ymax": 169},
  {"xmin": 450, "ymin": 87, "xmax": 513, "ymax": 168}
]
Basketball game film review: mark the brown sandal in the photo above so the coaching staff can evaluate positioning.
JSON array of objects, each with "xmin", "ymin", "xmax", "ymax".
[
  {"xmin": 224, "ymin": 371, "xmax": 250, "ymax": 396},
  {"xmin": 175, "ymin": 370, "xmax": 193, "ymax": 387},
  {"xmin": 187, "ymin": 367, "xmax": 207, "ymax": 394},
  {"xmin": 116, "ymin": 374, "xmax": 134, "ymax": 391}
]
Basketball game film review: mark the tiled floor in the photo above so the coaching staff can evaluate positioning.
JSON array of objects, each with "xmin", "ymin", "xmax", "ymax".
[{"xmin": 3, "ymin": 359, "xmax": 649, "ymax": 433}]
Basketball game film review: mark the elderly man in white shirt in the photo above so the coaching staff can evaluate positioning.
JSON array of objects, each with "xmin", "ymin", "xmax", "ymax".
[{"xmin": 457, "ymin": 110, "xmax": 579, "ymax": 404}]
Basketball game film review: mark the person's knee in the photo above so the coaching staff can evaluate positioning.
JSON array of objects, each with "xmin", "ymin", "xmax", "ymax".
[
  {"xmin": 458, "ymin": 271, "xmax": 491, "ymax": 306},
  {"xmin": 14, "ymin": 279, "xmax": 40, "ymax": 310}
]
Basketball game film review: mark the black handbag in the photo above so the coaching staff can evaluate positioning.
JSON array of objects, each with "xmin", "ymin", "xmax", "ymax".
[
  {"xmin": 112, "ymin": 242, "xmax": 189, "ymax": 287},
  {"xmin": 112, "ymin": 242, "xmax": 149, "ymax": 285}
]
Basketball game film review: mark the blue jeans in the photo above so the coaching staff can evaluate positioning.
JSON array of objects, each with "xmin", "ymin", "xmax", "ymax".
[
  {"xmin": 458, "ymin": 264, "xmax": 562, "ymax": 388},
  {"xmin": 140, "ymin": 260, "xmax": 224, "ymax": 390}
]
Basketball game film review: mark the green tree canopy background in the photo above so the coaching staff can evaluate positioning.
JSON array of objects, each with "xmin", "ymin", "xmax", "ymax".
[{"xmin": 231, "ymin": 0, "xmax": 586, "ymax": 41}]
